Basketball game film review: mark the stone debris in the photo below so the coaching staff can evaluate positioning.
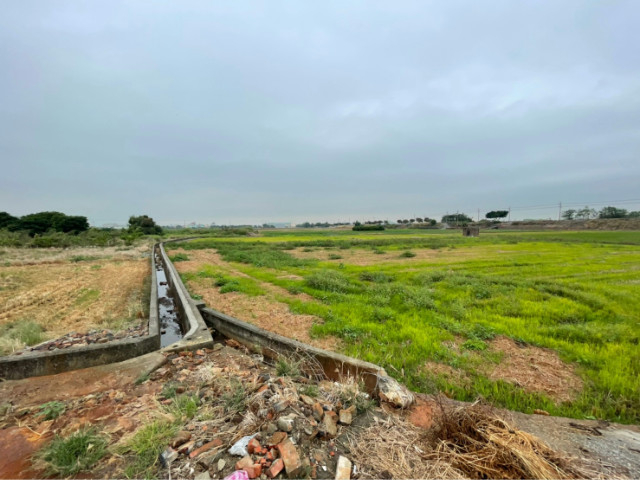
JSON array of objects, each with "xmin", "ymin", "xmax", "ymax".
[
  {"xmin": 153, "ymin": 343, "xmax": 368, "ymax": 480},
  {"xmin": 334, "ymin": 456, "xmax": 352, "ymax": 480},
  {"xmin": 12, "ymin": 325, "xmax": 148, "ymax": 355},
  {"xmin": 376, "ymin": 374, "xmax": 415, "ymax": 408}
]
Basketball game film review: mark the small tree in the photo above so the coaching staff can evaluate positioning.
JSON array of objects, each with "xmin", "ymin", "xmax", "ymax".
[
  {"xmin": 575, "ymin": 207, "xmax": 597, "ymax": 220},
  {"xmin": 128, "ymin": 215, "xmax": 162, "ymax": 235},
  {"xmin": 485, "ymin": 210, "xmax": 509, "ymax": 220},
  {"xmin": 562, "ymin": 209, "xmax": 577, "ymax": 220},
  {"xmin": 416, "ymin": 217, "xmax": 423, "ymax": 223}
]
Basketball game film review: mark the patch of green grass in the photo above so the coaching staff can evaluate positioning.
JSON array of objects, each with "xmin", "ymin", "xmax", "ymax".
[
  {"xmin": 328, "ymin": 253, "xmax": 343, "ymax": 260},
  {"xmin": 39, "ymin": 428, "xmax": 107, "ymax": 476},
  {"xmin": 0, "ymin": 320, "xmax": 45, "ymax": 353},
  {"xmin": 276, "ymin": 357, "xmax": 301, "ymax": 377},
  {"xmin": 462, "ymin": 339, "xmax": 487, "ymax": 351},
  {"xmin": 164, "ymin": 394, "xmax": 200, "ymax": 421},
  {"xmin": 169, "ymin": 252, "xmax": 189, "ymax": 262},
  {"xmin": 306, "ymin": 270, "xmax": 353, "ymax": 293},
  {"xmin": 400, "ymin": 250, "xmax": 416, "ymax": 258},
  {"xmin": 175, "ymin": 230, "xmax": 640, "ymax": 423},
  {"xmin": 121, "ymin": 420, "xmax": 178, "ymax": 479},
  {"xmin": 221, "ymin": 379, "xmax": 247, "ymax": 414},
  {"xmin": 299, "ymin": 385, "xmax": 319, "ymax": 397},
  {"xmin": 39, "ymin": 401, "xmax": 66, "ymax": 420},
  {"xmin": 75, "ymin": 288, "xmax": 100, "ymax": 306},
  {"xmin": 359, "ymin": 271, "xmax": 394, "ymax": 283}
]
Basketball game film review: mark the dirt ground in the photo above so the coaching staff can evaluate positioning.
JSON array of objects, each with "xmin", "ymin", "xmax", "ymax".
[
  {"xmin": 174, "ymin": 249, "xmax": 341, "ymax": 351},
  {"xmin": 489, "ymin": 336, "xmax": 584, "ymax": 403},
  {"xmin": 424, "ymin": 336, "xmax": 584, "ymax": 403},
  {"xmin": 0, "ymin": 246, "xmax": 150, "ymax": 353},
  {"xmin": 1, "ymin": 341, "xmax": 636, "ymax": 480}
]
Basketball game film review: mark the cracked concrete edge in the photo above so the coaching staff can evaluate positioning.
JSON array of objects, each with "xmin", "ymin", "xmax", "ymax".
[
  {"xmin": 158, "ymin": 239, "xmax": 213, "ymax": 353},
  {"xmin": 0, "ymin": 249, "xmax": 162, "ymax": 381}
]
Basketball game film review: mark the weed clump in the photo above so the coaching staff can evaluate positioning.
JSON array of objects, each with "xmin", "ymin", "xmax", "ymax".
[
  {"xmin": 39, "ymin": 401, "xmax": 65, "ymax": 420},
  {"xmin": 39, "ymin": 428, "xmax": 107, "ymax": 476},
  {"xmin": 306, "ymin": 270, "xmax": 352, "ymax": 293}
]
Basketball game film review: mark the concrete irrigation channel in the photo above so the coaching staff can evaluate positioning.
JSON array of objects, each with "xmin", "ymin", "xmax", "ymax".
[{"xmin": 0, "ymin": 238, "xmax": 405, "ymax": 402}]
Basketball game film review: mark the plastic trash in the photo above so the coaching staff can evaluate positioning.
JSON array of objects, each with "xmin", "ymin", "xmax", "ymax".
[
  {"xmin": 228, "ymin": 434, "xmax": 257, "ymax": 457},
  {"xmin": 223, "ymin": 470, "xmax": 249, "ymax": 480}
]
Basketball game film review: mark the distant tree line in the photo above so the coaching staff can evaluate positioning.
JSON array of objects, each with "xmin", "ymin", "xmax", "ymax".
[
  {"xmin": 352, "ymin": 221, "xmax": 384, "ymax": 231},
  {"xmin": 562, "ymin": 206, "xmax": 640, "ymax": 220},
  {"xmin": 396, "ymin": 218, "xmax": 437, "ymax": 225},
  {"xmin": 0, "ymin": 211, "xmax": 89, "ymax": 236},
  {"xmin": 295, "ymin": 221, "xmax": 350, "ymax": 228}
]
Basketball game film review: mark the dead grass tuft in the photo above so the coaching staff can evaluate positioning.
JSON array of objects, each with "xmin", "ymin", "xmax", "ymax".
[
  {"xmin": 430, "ymin": 399, "xmax": 596, "ymax": 479},
  {"xmin": 348, "ymin": 414, "xmax": 462, "ymax": 479}
]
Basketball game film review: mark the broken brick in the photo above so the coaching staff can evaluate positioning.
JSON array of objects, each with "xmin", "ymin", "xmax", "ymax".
[
  {"xmin": 248, "ymin": 438, "xmax": 262, "ymax": 455},
  {"xmin": 266, "ymin": 431, "xmax": 287, "ymax": 447},
  {"xmin": 236, "ymin": 455, "xmax": 254, "ymax": 471},
  {"xmin": 189, "ymin": 438, "xmax": 223, "ymax": 459},
  {"xmin": 276, "ymin": 439, "xmax": 302, "ymax": 478},
  {"xmin": 266, "ymin": 458, "xmax": 284, "ymax": 479}
]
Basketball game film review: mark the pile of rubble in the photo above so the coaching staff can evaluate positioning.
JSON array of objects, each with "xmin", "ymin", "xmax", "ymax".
[
  {"xmin": 146, "ymin": 341, "xmax": 406, "ymax": 480},
  {"xmin": 12, "ymin": 323, "xmax": 148, "ymax": 355}
]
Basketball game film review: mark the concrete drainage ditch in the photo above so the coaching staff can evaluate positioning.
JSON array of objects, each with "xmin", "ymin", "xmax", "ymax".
[{"xmin": 0, "ymin": 238, "xmax": 410, "ymax": 409}]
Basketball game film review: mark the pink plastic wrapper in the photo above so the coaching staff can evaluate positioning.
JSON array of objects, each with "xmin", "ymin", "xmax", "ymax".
[{"xmin": 223, "ymin": 470, "xmax": 249, "ymax": 480}]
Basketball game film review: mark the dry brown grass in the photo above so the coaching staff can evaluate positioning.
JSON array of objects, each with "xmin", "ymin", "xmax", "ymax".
[
  {"xmin": 0, "ymin": 249, "xmax": 150, "ymax": 353},
  {"xmin": 430, "ymin": 400, "xmax": 597, "ymax": 479},
  {"xmin": 349, "ymin": 399, "xmax": 595, "ymax": 480}
]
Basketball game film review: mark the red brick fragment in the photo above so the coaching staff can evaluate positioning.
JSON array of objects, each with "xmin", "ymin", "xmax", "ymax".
[
  {"xmin": 266, "ymin": 458, "xmax": 284, "ymax": 478},
  {"xmin": 189, "ymin": 438, "xmax": 223, "ymax": 459},
  {"xmin": 276, "ymin": 439, "xmax": 302, "ymax": 478},
  {"xmin": 236, "ymin": 455, "xmax": 253, "ymax": 471},
  {"xmin": 247, "ymin": 438, "xmax": 262, "ymax": 454}
]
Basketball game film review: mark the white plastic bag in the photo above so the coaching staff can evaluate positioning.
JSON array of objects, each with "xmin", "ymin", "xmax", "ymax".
[{"xmin": 228, "ymin": 434, "xmax": 257, "ymax": 456}]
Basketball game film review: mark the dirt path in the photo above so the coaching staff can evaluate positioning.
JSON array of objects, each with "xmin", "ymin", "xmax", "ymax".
[{"xmin": 173, "ymin": 249, "xmax": 341, "ymax": 351}]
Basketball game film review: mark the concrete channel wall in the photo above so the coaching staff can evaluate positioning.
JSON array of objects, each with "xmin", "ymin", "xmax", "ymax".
[
  {"xmin": 158, "ymin": 241, "xmax": 213, "ymax": 353},
  {"xmin": 0, "ymin": 246, "xmax": 162, "ymax": 381},
  {"xmin": 200, "ymin": 306, "xmax": 386, "ymax": 394}
]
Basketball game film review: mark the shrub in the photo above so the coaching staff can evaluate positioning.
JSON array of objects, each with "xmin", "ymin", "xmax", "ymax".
[
  {"xmin": 400, "ymin": 250, "xmax": 416, "ymax": 258},
  {"xmin": 306, "ymin": 270, "xmax": 352, "ymax": 293},
  {"xmin": 360, "ymin": 271, "xmax": 394, "ymax": 283}
]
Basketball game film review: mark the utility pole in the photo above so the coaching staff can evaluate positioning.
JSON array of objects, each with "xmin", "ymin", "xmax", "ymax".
[
  {"xmin": 477, "ymin": 209, "xmax": 480, "ymax": 222},
  {"xmin": 558, "ymin": 202, "xmax": 562, "ymax": 221}
]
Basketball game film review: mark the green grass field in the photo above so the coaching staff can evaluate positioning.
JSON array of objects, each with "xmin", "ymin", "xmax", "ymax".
[{"xmin": 170, "ymin": 229, "xmax": 640, "ymax": 423}]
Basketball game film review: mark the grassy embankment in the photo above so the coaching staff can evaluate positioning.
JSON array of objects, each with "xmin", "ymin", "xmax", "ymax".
[{"xmin": 170, "ymin": 230, "xmax": 640, "ymax": 423}]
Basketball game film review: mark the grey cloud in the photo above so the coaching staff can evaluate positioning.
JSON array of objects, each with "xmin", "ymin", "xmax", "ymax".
[{"xmin": 1, "ymin": 0, "xmax": 639, "ymax": 225}]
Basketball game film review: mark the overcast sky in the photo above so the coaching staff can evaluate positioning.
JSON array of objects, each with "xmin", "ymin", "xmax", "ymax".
[{"xmin": 1, "ymin": 1, "xmax": 639, "ymax": 225}]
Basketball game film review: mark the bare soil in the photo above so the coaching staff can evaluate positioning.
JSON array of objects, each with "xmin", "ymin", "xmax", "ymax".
[{"xmin": 489, "ymin": 336, "xmax": 584, "ymax": 403}]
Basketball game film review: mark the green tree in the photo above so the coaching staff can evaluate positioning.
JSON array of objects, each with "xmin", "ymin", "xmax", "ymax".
[
  {"xmin": 128, "ymin": 215, "xmax": 162, "ymax": 235},
  {"xmin": 562, "ymin": 209, "xmax": 577, "ymax": 220},
  {"xmin": 0, "ymin": 212, "xmax": 17, "ymax": 229},
  {"xmin": 598, "ymin": 206, "xmax": 628, "ymax": 219},
  {"xmin": 575, "ymin": 207, "xmax": 597, "ymax": 220},
  {"xmin": 485, "ymin": 210, "xmax": 509, "ymax": 220},
  {"xmin": 441, "ymin": 213, "xmax": 472, "ymax": 224}
]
